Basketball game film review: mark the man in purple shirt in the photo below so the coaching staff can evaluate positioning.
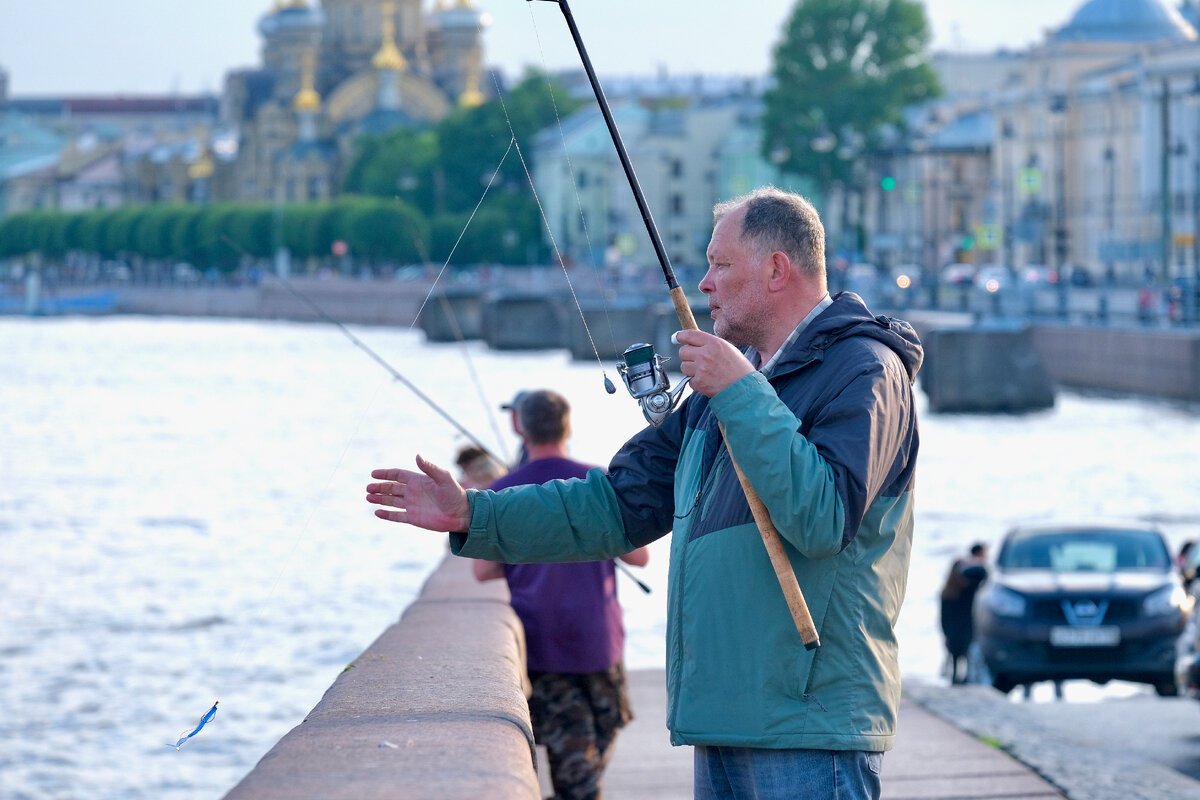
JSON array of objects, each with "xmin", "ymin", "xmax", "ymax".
[{"xmin": 473, "ymin": 389, "xmax": 650, "ymax": 800}]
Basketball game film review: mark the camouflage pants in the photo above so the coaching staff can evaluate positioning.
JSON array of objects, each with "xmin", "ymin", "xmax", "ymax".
[{"xmin": 528, "ymin": 662, "xmax": 633, "ymax": 800}]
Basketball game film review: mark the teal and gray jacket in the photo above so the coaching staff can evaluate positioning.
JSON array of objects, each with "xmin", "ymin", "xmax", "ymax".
[{"xmin": 453, "ymin": 292, "xmax": 923, "ymax": 751}]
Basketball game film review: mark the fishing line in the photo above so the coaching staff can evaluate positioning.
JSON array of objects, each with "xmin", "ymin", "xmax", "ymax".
[
  {"xmin": 268, "ymin": 269, "xmax": 502, "ymax": 462},
  {"xmin": 392, "ymin": 192, "xmax": 516, "ymax": 466},
  {"xmin": 489, "ymin": 72, "xmax": 616, "ymax": 396},
  {"xmin": 522, "ymin": 0, "xmax": 622, "ymax": 363},
  {"xmin": 408, "ymin": 138, "xmax": 514, "ymax": 328}
]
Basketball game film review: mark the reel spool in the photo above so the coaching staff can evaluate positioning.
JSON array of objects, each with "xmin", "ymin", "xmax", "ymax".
[{"xmin": 616, "ymin": 342, "xmax": 690, "ymax": 426}]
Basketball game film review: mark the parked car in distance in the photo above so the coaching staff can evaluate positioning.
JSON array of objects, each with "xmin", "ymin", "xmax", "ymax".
[
  {"xmin": 1067, "ymin": 266, "xmax": 1094, "ymax": 287},
  {"xmin": 940, "ymin": 262, "xmax": 976, "ymax": 286},
  {"xmin": 975, "ymin": 523, "xmax": 1191, "ymax": 696}
]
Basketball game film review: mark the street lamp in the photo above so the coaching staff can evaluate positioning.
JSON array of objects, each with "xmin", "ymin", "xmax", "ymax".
[
  {"xmin": 1186, "ymin": 74, "xmax": 1200, "ymax": 324},
  {"xmin": 1159, "ymin": 77, "xmax": 1172, "ymax": 287},
  {"xmin": 1049, "ymin": 94, "xmax": 1068, "ymax": 319},
  {"xmin": 1000, "ymin": 119, "xmax": 1015, "ymax": 273},
  {"xmin": 1100, "ymin": 145, "xmax": 1116, "ymax": 322}
]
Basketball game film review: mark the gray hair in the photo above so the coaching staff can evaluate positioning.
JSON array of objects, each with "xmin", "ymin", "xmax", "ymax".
[{"xmin": 713, "ymin": 187, "xmax": 826, "ymax": 283}]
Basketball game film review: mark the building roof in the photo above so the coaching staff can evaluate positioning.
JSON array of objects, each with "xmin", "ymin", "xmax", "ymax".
[
  {"xmin": 926, "ymin": 108, "xmax": 995, "ymax": 153},
  {"xmin": 1, "ymin": 96, "xmax": 218, "ymax": 115},
  {"xmin": 0, "ymin": 113, "xmax": 65, "ymax": 179},
  {"xmin": 1052, "ymin": 0, "xmax": 1197, "ymax": 43}
]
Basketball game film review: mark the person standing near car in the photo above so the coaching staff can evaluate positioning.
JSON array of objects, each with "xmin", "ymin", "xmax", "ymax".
[{"xmin": 940, "ymin": 542, "xmax": 989, "ymax": 684}]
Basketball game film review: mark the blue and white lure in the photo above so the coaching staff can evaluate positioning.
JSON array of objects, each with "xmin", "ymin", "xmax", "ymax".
[{"xmin": 169, "ymin": 701, "xmax": 218, "ymax": 750}]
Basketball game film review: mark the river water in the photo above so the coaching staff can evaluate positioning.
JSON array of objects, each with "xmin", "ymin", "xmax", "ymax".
[{"xmin": 2, "ymin": 316, "xmax": 1198, "ymax": 799}]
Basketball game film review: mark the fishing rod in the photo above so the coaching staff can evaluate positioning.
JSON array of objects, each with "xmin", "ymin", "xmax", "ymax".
[
  {"xmin": 537, "ymin": 0, "xmax": 819, "ymax": 649},
  {"xmin": 270, "ymin": 275, "xmax": 503, "ymax": 463}
]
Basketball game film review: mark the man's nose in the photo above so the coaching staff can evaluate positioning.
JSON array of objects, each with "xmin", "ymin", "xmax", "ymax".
[{"xmin": 698, "ymin": 268, "xmax": 715, "ymax": 294}]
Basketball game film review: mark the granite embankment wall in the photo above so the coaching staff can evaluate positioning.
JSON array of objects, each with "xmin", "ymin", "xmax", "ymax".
[
  {"xmin": 68, "ymin": 280, "xmax": 1200, "ymax": 403},
  {"xmin": 223, "ymin": 554, "xmax": 541, "ymax": 800}
]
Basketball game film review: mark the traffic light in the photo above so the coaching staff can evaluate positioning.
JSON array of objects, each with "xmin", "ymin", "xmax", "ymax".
[
  {"xmin": 1054, "ymin": 226, "xmax": 1068, "ymax": 261},
  {"xmin": 880, "ymin": 176, "xmax": 896, "ymax": 192}
]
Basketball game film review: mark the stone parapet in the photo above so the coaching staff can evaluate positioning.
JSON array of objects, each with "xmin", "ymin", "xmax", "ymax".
[{"xmin": 223, "ymin": 554, "xmax": 539, "ymax": 800}]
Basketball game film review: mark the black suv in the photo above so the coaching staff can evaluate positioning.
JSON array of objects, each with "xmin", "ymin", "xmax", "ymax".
[{"xmin": 975, "ymin": 523, "xmax": 1190, "ymax": 695}]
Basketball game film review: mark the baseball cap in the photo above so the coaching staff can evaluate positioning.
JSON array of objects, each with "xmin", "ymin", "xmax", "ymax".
[{"xmin": 500, "ymin": 391, "xmax": 528, "ymax": 411}]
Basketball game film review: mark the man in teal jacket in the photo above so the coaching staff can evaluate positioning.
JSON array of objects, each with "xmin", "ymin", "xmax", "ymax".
[{"xmin": 367, "ymin": 187, "xmax": 922, "ymax": 800}]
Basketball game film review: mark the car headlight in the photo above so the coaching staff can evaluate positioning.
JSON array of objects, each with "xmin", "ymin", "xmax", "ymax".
[
  {"xmin": 984, "ymin": 586, "xmax": 1027, "ymax": 618},
  {"xmin": 1142, "ymin": 584, "xmax": 1187, "ymax": 617}
]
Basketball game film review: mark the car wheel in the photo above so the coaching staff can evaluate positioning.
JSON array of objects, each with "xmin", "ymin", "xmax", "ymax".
[
  {"xmin": 1153, "ymin": 680, "xmax": 1178, "ymax": 698},
  {"xmin": 992, "ymin": 675, "xmax": 1016, "ymax": 693}
]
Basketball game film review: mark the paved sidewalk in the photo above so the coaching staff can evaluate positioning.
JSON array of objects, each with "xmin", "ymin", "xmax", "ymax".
[{"xmin": 582, "ymin": 669, "xmax": 1065, "ymax": 800}]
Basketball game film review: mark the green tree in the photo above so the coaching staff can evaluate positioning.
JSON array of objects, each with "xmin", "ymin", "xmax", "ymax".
[
  {"xmin": 762, "ymin": 0, "xmax": 940, "ymax": 194},
  {"xmin": 343, "ymin": 127, "xmax": 440, "ymax": 212},
  {"xmin": 225, "ymin": 203, "xmax": 276, "ymax": 260},
  {"xmin": 0, "ymin": 212, "xmax": 34, "ymax": 257},
  {"xmin": 135, "ymin": 204, "xmax": 190, "ymax": 261},
  {"xmin": 435, "ymin": 71, "xmax": 581, "ymax": 215},
  {"xmin": 280, "ymin": 203, "xmax": 327, "ymax": 261},
  {"xmin": 195, "ymin": 203, "xmax": 243, "ymax": 272},
  {"xmin": 346, "ymin": 198, "xmax": 429, "ymax": 265}
]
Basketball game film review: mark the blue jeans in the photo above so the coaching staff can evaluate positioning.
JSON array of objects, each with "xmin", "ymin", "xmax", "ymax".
[{"xmin": 694, "ymin": 746, "xmax": 882, "ymax": 800}]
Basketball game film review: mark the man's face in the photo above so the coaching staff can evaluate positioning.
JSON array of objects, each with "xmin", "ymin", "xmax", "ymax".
[{"xmin": 699, "ymin": 207, "xmax": 770, "ymax": 347}]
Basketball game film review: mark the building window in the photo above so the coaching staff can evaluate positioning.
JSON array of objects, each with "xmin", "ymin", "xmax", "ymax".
[{"xmin": 671, "ymin": 193, "xmax": 684, "ymax": 214}]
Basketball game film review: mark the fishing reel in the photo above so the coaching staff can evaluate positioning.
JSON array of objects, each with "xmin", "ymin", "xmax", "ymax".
[{"xmin": 616, "ymin": 342, "xmax": 690, "ymax": 427}]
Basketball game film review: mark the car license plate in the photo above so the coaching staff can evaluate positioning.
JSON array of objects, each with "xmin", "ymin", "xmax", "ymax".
[{"xmin": 1049, "ymin": 626, "xmax": 1120, "ymax": 647}]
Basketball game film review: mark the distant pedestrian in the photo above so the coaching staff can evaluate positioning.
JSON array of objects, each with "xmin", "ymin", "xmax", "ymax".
[
  {"xmin": 1179, "ymin": 540, "xmax": 1196, "ymax": 590},
  {"xmin": 940, "ymin": 542, "xmax": 989, "ymax": 685}
]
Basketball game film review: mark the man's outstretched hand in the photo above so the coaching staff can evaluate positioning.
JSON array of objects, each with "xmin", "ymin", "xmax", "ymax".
[{"xmin": 366, "ymin": 454, "xmax": 471, "ymax": 532}]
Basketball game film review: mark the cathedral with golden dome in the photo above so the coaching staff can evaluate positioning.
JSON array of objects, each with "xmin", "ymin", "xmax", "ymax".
[{"xmin": 223, "ymin": 0, "xmax": 490, "ymax": 203}]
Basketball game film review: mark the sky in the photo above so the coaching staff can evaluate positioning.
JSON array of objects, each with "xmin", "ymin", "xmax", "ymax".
[{"xmin": 0, "ymin": 0, "xmax": 1086, "ymax": 97}]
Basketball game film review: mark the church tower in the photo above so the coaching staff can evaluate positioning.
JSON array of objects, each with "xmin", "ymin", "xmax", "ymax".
[
  {"xmin": 371, "ymin": 1, "xmax": 408, "ymax": 110},
  {"xmin": 321, "ymin": 0, "xmax": 426, "ymax": 89},
  {"xmin": 427, "ymin": 0, "xmax": 490, "ymax": 106},
  {"xmin": 258, "ymin": 0, "xmax": 325, "ymax": 105}
]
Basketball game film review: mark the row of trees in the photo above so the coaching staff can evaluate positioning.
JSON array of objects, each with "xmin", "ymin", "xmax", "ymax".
[
  {"xmin": 0, "ymin": 72, "xmax": 583, "ymax": 275},
  {"xmin": 0, "ymin": 194, "xmax": 537, "ymax": 274}
]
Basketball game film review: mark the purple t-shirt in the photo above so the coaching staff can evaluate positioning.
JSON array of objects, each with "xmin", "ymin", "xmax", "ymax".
[{"xmin": 488, "ymin": 457, "xmax": 624, "ymax": 674}]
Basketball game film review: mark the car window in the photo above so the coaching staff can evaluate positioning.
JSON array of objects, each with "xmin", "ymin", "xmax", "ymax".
[{"xmin": 999, "ymin": 529, "xmax": 1170, "ymax": 571}]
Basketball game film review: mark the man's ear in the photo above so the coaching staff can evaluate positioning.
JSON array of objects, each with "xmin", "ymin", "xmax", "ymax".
[{"xmin": 767, "ymin": 251, "xmax": 792, "ymax": 291}]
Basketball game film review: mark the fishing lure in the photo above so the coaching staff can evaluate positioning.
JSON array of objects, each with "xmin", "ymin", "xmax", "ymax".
[{"xmin": 169, "ymin": 701, "xmax": 218, "ymax": 750}]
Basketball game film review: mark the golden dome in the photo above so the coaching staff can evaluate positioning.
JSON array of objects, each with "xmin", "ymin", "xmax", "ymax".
[
  {"xmin": 188, "ymin": 153, "xmax": 214, "ymax": 180},
  {"xmin": 459, "ymin": 86, "xmax": 485, "ymax": 108},
  {"xmin": 294, "ymin": 86, "xmax": 321, "ymax": 112},
  {"xmin": 294, "ymin": 48, "xmax": 321, "ymax": 111},
  {"xmin": 372, "ymin": 4, "xmax": 408, "ymax": 72},
  {"xmin": 458, "ymin": 70, "xmax": 485, "ymax": 108}
]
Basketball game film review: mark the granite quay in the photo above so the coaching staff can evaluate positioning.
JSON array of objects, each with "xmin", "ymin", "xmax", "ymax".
[{"xmin": 11, "ymin": 273, "xmax": 1200, "ymax": 404}]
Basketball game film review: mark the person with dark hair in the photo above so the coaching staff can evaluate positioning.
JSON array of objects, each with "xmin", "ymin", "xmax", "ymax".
[
  {"xmin": 472, "ymin": 389, "xmax": 649, "ymax": 800},
  {"xmin": 368, "ymin": 186, "xmax": 922, "ymax": 800},
  {"xmin": 940, "ymin": 542, "xmax": 989, "ymax": 685},
  {"xmin": 453, "ymin": 445, "xmax": 507, "ymax": 490}
]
